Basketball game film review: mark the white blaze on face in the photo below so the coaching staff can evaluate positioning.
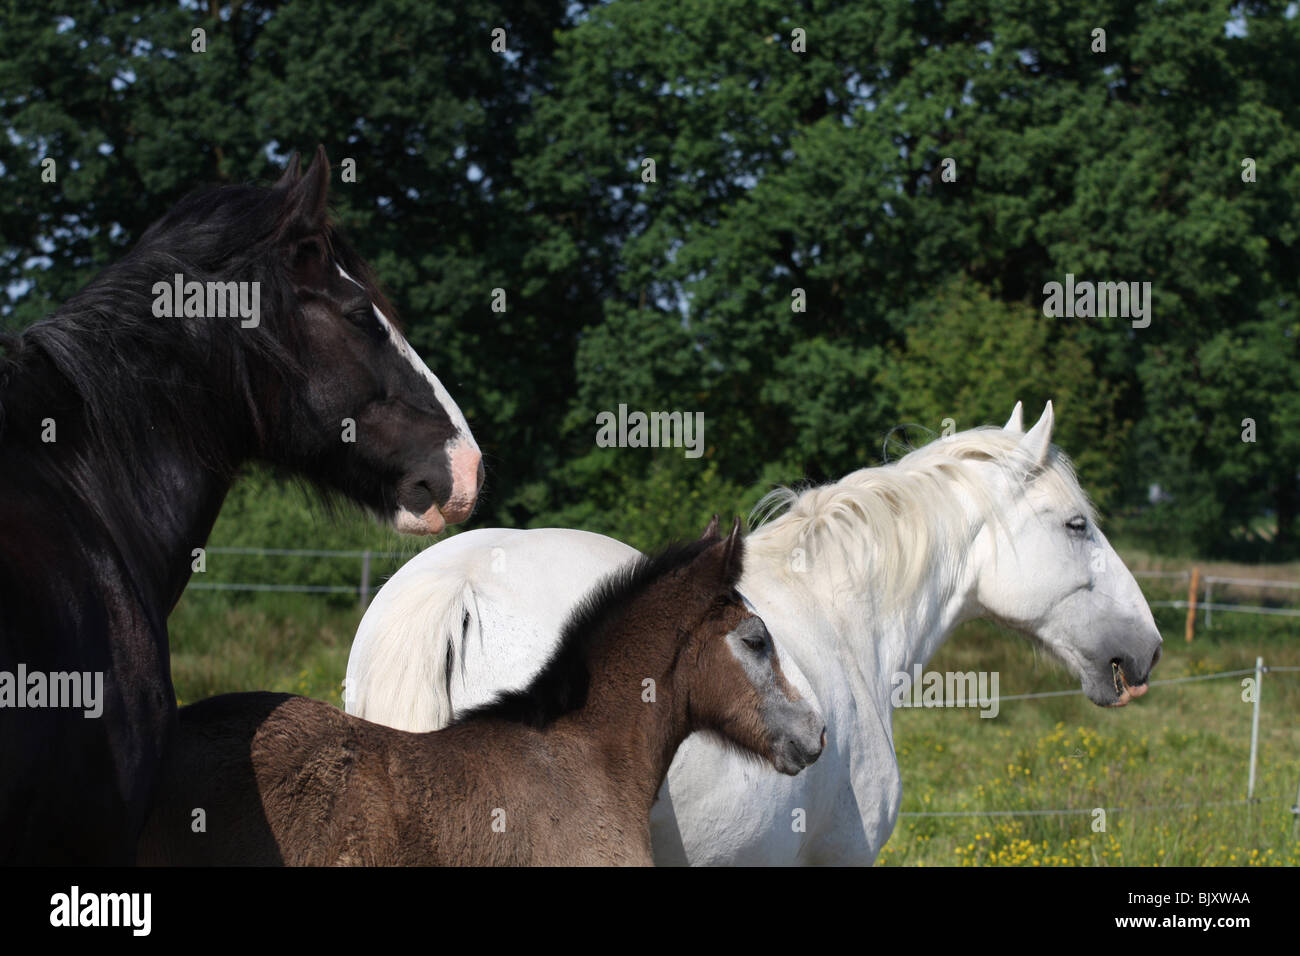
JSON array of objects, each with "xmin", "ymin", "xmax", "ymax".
[{"xmin": 336, "ymin": 263, "xmax": 481, "ymax": 532}]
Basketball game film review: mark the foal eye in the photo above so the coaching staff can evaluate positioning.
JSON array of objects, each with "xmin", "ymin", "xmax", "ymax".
[
  {"xmin": 1065, "ymin": 515, "xmax": 1088, "ymax": 534},
  {"xmin": 742, "ymin": 634, "xmax": 766, "ymax": 652}
]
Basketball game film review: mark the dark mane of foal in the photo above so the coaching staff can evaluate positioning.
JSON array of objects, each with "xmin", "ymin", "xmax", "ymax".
[
  {"xmin": 0, "ymin": 178, "xmax": 392, "ymax": 485},
  {"xmin": 455, "ymin": 535, "xmax": 746, "ymax": 730}
]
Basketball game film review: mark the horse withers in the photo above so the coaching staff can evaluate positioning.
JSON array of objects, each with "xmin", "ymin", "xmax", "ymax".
[
  {"xmin": 139, "ymin": 519, "xmax": 825, "ymax": 865},
  {"xmin": 0, "ymin": 147, "xmax": 482, "ymax": 863}
]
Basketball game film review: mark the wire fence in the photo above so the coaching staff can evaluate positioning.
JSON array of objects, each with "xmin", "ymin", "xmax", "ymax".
[
  {"xmin": 184, "ymin": 547, "xmax": 1300, "ymax": 620},
  {"xmin": 900, "ymin": 797, "xmax": 1279, "ymax": 819},
  {"xmin": 898, "ymin": 661, "xmax": 1300, "ymax": 824},
  {"xmin": 185, "ymin": 546, "xmax": 413, "ymax": 605},
  {"xmin": 182, "ymin": 547, "xmax": 1300, "ymax": 826},
  {"xmin": 1136, "ymin": 568, "xmax": 1300, "ymax": 626}
]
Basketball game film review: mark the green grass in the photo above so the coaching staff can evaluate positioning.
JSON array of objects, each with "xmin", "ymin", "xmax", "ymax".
[
  {"xmin": 879, "ymin": 605, "xmax": 1300, "ymax": 866},
  {"xmin": 168, "ymin": 591, "xmax": 361, "ymax": 707},
  {"xmin": 165, "ymin": 551, "xmax": 1300, "ymax": 866}
]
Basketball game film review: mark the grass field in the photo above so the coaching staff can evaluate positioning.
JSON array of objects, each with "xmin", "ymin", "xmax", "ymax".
[
  {"xmin": 167, "ymin": 547, "xmax": 1300, "ymax": 867},
  {"xmin": 879, "ymin": 614, "xmax": 1300, "ymax": 866}
]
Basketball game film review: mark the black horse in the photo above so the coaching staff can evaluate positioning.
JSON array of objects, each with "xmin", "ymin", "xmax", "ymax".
[{"xmin": 0, "ymin": 147, "xmax": 483, "ymax": 863}]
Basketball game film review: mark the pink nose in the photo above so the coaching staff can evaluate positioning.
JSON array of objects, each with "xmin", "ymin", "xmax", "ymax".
[{"xmin": 440, "ymin": 440, "xmax": 481, "ymax": 524}]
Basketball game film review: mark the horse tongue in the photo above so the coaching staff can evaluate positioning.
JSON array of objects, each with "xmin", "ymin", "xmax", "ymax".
[{"xmin": 1108, "ymin": 666, "xmax": 1148, "ymax": 707}]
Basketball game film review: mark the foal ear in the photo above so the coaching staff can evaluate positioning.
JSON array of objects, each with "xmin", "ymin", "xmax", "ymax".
[
  {"xmin": 720, "ymin": 516, "xmax": 745, "ymax": 585},
  {"xmin": 692, "ymin": 517, "xmax": 745, "ymax": 590},
  {"xmin": 699, "ymin": 514, "xmax": 721, "ymax": 542},
  {"xmin": 275, "ymin": 145, "xmax": 331, "ymax": 241}
]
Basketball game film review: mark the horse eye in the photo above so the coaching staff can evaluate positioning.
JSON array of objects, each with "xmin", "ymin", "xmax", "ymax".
[
  {"xmin": 742, "ymin": 634, "xmax": 766, "ymax": 652},
  {"xmin": 1066, "ymin": 515, "xmax": 1087, "ymax": 534},
  {"xmin": 345, "ymin": 303, "xmax": 382, "ymax": 330},
  {"xmin": 344, "ymin": 304, "xmax": 387, "ymax": 341}
]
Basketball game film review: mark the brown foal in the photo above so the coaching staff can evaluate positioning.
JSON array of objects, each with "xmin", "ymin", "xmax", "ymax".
[{"xmin": 139, "ymin": 518, "xmax": 825, "ymax": 865}]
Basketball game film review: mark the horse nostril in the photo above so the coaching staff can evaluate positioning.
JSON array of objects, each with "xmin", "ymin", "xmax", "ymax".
[
  {"xmin": 1150, "ymin": 645, "xmax": 1162, "ymax": 670},
  {"xmin": 413, "ymin": 480, "xmax": 435, "ymax": 507},
  {"xmin": 819, "ymin": 727, "xmax": 827, "ymax": 750}
]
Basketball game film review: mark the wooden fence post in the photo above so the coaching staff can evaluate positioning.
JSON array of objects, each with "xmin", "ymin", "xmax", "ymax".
[{"xmin": 1185, "ymin": 566, "xmax": 1199, "ymax": 643}]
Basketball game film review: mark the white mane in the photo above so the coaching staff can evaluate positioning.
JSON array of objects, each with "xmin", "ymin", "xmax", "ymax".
[{"xmin": 747, "ymin": 426, "xmax": 1096, "ymax": 612}]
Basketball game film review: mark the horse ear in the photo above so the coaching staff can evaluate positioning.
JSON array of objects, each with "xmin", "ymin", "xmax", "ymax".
[
  {"xmin": 1004, "ymin": 401, "xmax": 1024, "ymax": 434},
  {"xmin": 699, "ymin": 514, "xmax": 721, "ymax": 542},
  {"xmin": 692, "ymin": 517, "xmax": 745, "ymax": 590},
  {"xmin": 1017, "ymin": 400, "xmax": 1054, "ymax": 469},
  {"xmin": 720, "ymin": 516, "xmax": 744, "ymax": 584},
  {"xmin": 274, "ymin": 151, "xmax": 302, "ymax": 190},
  {"xmin": 275, "ymin": 145, "xmax": 331, "ymax": 241}
]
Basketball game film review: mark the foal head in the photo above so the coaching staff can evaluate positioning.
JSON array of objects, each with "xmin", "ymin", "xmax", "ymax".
[
  {"xmin": 457, "ymin": 517, "xmax": 825, "ymax": 777},
  {"xmin": 675, "ymin": 518, "xmax": 826, "ymax": 776}
]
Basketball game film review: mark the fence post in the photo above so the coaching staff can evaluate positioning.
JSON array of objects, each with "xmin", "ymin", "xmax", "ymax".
[
  {"xmin": 359, "ymin": 549, "xmax": 371, "ymax": 610},
  {"xmin": 1185, "ymin": 567, "xmax": 1199, "ymax": 643},
  {"xmin": 1247, "ymin": 656, "xmax": 1263, "ymax": 801},
  {"xmin": 1291, "ymin": 767, "xmax": 1300, "ymax": 839}
]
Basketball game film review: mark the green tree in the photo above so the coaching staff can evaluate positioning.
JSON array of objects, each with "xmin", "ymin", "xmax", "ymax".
[
  {"xmin": 1, "ymin": 1, "xmax": 588, "ymax": 531},
  {"xmin": 526, "ymin": 0, "xmax": 1299, "ymax": 553},
  {"xmin": 5, "ymin": 1, "xmax": 1299, "ymax": 557},
  {"xmin": 880, "ymin": 278, "xmax": 1129, "ymax": 511}
]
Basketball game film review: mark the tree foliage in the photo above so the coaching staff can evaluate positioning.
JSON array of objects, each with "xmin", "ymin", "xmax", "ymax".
[{"xmin": 3, "ymin": 0, "xmax": 1297, "ymax": 555}]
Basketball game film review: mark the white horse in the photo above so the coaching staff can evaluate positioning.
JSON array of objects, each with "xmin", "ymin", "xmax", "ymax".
[{"xmin": 344, "ymin": 402, "xmax": 1163, "ymax": 864}]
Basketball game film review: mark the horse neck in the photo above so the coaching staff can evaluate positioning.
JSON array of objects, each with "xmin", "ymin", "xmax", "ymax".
[
  {"xmin": 112, "ymin": 433, "xmax": 241, "ymax": 613},
  {"xmin": 560, "ymin": 621, "xmax": 694, "ymax": 816},
  {"xmin": 867, "ymin": 556, "xmax": 981, "ymax": 681},
  {"xmin": 14, "ymin": 321, "xmax": 255, "ymax": 613},
  {"xmin": 746, "ymin": 505, "xmax": 984, "ymax": 696}
]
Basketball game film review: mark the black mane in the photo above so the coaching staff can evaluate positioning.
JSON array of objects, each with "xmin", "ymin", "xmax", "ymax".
[
  {"xmin": 0, "ymin": 179, "xmax": 388, "ymax": 486},
  {"xmin": 454, "ymin": 534, "xmax": 744, "ymax": 729}
]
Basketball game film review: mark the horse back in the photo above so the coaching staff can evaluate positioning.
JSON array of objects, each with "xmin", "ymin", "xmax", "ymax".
[{"xmin": 144, "ymin": 692, "xmax": 445, "ymax": 866}]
